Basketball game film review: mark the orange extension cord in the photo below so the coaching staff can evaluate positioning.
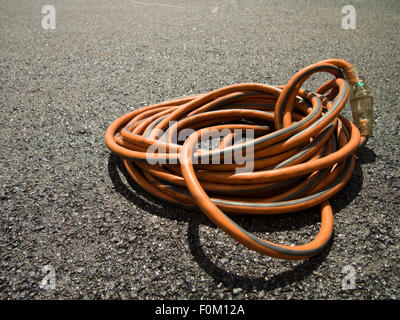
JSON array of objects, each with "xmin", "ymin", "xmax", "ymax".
[{"xmin": 105, "ymin": 59, "xmax": 372, "ymax": 260}]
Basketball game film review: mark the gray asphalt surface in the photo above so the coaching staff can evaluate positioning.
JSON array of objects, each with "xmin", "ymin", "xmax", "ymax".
[{"xmin": 0, "ymin": 0, "xmax": 399, "ymax": 300}]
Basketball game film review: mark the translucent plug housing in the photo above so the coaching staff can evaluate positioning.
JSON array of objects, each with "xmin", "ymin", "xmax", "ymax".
[{"xmin": 349, "ymin": 78, "xmax": 374, "ymax": 136}]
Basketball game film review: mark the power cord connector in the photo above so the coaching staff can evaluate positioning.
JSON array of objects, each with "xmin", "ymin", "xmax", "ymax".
[{"xmin": 349, "ymin": 77, "xmax": 374, "ymax": 136}]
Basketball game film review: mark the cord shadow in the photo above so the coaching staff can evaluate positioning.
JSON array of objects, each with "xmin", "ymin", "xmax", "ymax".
[
  {"xmin": 108, "ymin": 153, "xmax": 197, "ymax": 222},
  {"xmin": 356, "ymin": 146, "xmax": 376, "ymax": 164},
  {"xmin": 187, "ymin": 214, "xmax": 333, "ymax": 291}
]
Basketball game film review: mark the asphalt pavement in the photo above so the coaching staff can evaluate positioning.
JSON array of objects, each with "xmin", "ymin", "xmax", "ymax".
[{"xmin": 0, "ymin": 0, "xmax": 399, "ymax": 299}]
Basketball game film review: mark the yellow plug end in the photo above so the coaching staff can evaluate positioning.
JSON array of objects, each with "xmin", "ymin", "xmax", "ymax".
[{"xmin": 349, "ymin": 77, "xmax": 374, "ymax": 136}]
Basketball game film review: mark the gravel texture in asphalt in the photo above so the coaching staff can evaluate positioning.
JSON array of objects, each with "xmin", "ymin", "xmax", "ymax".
[{"xmin": 0, "ymin": 0, "xmax": 399, "ymax": 299}]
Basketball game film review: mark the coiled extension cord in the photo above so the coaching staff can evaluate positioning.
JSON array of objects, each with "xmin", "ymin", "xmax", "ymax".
[{"xmin": 105, "ymin": 59, "xmax": 373, "ymax": 260}]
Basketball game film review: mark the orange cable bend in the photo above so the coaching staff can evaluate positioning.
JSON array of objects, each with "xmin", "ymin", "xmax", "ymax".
[{"xmin": 105, "ymin": 59, "xmax": 368, "ymax": 260}]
